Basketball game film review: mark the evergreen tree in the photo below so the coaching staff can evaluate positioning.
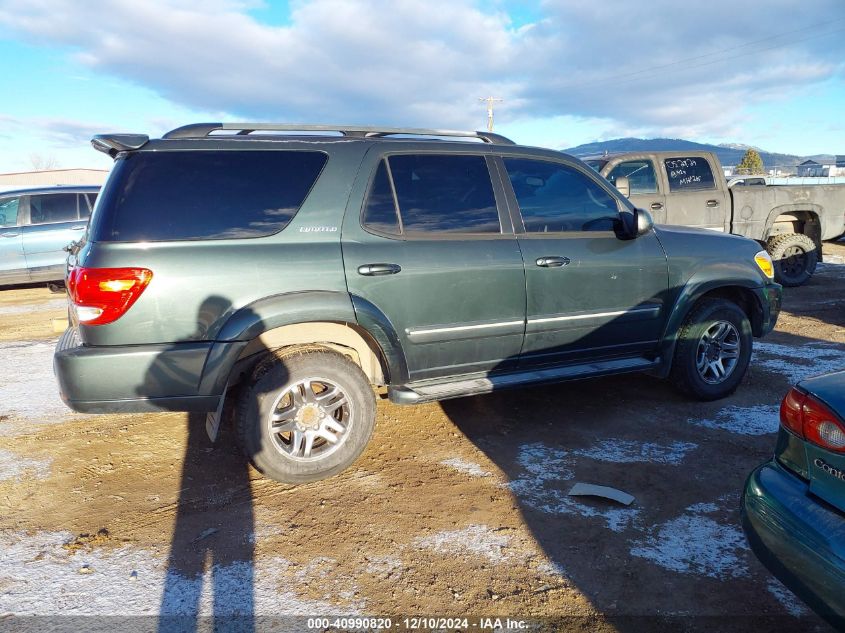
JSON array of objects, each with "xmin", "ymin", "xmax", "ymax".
[{"xmin": 736, "ymin": 149, "xmax": 765, "ymax": 175}]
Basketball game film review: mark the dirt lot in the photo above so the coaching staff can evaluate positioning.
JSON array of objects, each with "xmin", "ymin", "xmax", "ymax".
[{"xmin": 1, "ymin": 242, "xmax": 845, "ymax": 632}]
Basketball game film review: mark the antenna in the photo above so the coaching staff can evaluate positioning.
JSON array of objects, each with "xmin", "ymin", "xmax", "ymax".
[{"xmin": 478, "ymin": 97, "xmax": 503, "ymax": 132}]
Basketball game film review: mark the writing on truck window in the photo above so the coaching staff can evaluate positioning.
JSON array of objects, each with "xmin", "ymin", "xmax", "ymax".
[{"xmin": 664, "ymin": 157, "xmax": 715, "ymax": 192}]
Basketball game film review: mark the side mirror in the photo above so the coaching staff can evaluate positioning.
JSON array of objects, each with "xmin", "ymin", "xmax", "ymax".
[
  {"xmin": 635, "ymin": 208, "xmax": 654, "ymax": 236},
  {"xmin": 615, "ymin": 176, "xmax": 630, "ymax": 198}
]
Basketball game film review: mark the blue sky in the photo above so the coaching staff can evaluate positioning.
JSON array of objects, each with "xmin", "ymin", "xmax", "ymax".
[{"xmin": 0, "ymin": 0, "xmax": 842, "ymax": 172}]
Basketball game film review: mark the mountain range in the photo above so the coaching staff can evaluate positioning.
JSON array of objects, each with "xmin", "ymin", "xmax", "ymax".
[{"xmin": 562, "ymin": 137, "xmax": 835, "ymax": 168}]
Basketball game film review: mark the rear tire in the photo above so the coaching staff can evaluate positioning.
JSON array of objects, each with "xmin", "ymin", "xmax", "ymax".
[
  {"xmin": 670, "ymin": 298, "xmax": 752, "ymax": 401},
  {"xmin": 767, "ymin": 233, "xmax": 817, "ymax": 287},
  {"xmin": 235, "ymin": 349, "xmax": 376, "ymax": 484}
]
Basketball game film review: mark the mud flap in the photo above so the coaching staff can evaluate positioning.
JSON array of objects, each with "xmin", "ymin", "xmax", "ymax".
[{"xmin": 205, "ymin": 384, "xmax": 228, "ymax": 443}]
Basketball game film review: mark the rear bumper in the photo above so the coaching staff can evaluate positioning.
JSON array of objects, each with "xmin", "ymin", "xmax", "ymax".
[
  {"xmin": 741, "ymin": 460, "xmax": 845, "ymax": 629},
  {"xmin": 53, "ymin": 327, "xmax": 221, "ymax": 413}
]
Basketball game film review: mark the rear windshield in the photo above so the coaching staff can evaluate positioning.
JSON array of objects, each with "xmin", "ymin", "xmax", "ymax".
[{"xmin": 89, "ymin": 150, "xmax": 327, "ymax": 241}]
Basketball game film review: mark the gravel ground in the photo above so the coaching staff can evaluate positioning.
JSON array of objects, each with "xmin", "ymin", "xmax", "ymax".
[{"xmin": 1, "ymin": 242, "xmax": 844, "ymax": 632}]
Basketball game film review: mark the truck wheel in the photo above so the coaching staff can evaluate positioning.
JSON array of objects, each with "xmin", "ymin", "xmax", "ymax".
[
  {"xmin": 670, "ymin": 298, "xmax": 752, "ymax": 401},
  {"xmin": 766, "ymin": 233, "xmax": 817, "ymax": 287},
  {"xmin": 235, "ymin": 349, "xmax": 376, "ymax": 484}
]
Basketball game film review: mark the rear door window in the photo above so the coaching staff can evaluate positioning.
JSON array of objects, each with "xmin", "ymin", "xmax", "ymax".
[
  {"xmin": 28, "ymin": 193, "xmax": 78, "ymax": 224},
  {"xmin": 388, "ymin": 154, "xmax": 500, "ymax": 234},
  {"xmin": 606, "ymin": 160, "xmax": 658, "ymax": 194},
  {"xmin": 664, "ymin": 157, "xmax": 716, "ymax": 191},
  {"xmin": 89, "ymin": 150, "xmax": 328, "ymax": 241}
]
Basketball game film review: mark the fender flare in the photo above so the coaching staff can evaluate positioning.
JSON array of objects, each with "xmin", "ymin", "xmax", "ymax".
[{"xmin": 197, "ymin": 290, "xmax": 408, "ymax": 396}]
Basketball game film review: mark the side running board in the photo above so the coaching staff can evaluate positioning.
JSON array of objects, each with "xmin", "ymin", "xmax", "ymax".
[{"xmin": 389, "ymin": 356, "xmax": 660, "ymax": 405}]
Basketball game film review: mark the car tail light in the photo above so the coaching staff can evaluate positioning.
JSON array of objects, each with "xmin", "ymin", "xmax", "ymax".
[
  {"xmin": 67, "ymin": 266, "xmax": 152, "ymax": 326},
  {"xmin": 779, "ymin": 386, "xmax": 845, "ymax": 453}
]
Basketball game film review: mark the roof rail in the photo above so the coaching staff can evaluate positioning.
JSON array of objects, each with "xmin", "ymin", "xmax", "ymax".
[
  {"xmin": 162, "ymin": 123, "xmax": 515, "ymax": 145},
  {"xmin": 91, "ymin": 134, "xmax": 150, "ymax": 157}
]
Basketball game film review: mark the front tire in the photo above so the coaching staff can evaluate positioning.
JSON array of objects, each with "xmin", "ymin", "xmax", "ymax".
[
  {"xmin": 236, "ymin": 349, "xmax": 376, "ymax": 484},
  {"xmin": 767, "ymin": 233, "xmax": 817, "ymax": 287},
  {"xmin": 670, "ymin": 298, "xmax": 752, "ymax": 401}
]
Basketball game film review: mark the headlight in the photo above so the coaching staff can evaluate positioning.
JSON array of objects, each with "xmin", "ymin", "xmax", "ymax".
[{"xmin": 754, "ymin": 250, "xmax": 774, "ymax": 279}]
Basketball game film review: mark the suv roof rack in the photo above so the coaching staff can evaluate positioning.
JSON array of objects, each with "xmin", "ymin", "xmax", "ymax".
[{"xmin": 162, "ymin": 123, "xmax": 515, "ymax": 145}]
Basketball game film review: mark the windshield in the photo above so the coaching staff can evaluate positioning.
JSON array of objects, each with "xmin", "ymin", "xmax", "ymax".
[{"xmin": 584, "ymin": 159, "xmax": 607, "ymax": 172}]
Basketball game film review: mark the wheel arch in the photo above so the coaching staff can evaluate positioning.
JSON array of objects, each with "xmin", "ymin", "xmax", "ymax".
[
  {"xmin": 764, "ymin": 204, "xmax": 822, "ymax": 243},
  {"xmin": 656, "ymin": 280, "xmax": 765, "ymax": 378},
  {"xmin": 197, "ymin": 290, "xmax": 409, "ymax": 399}
]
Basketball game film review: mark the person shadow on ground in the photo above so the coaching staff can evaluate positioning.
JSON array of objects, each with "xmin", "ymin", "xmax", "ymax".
[{"xmin": 137, "ymin": 296, "xmax": 272, "ymax": 633}]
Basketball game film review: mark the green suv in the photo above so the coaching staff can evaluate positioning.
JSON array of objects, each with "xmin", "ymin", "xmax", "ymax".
[{"xmin": 54, "ymin": 123, "xmax": 782, "ymax": 483}]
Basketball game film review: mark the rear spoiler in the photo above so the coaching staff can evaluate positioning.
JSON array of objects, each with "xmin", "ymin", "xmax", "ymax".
[{"xmin": 91, "ymin": 134, "xmax": 149, "ymax": 158}]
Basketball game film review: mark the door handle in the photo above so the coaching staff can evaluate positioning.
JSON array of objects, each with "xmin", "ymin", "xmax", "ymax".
[
  {"xmin": 358, "ymin": 263, "xmax": 401, "ymax": 276},
  {"xmin": 536, "ymin": 256, "xmax": 570, "ymax": 268},
  {"xmin": 706, "ymin": 200, "xmax": 720, "ymax": 207},
  {"xmin": 650, "ymin": 202, "xmax": 664, "ymax": 210},
  {"xmin": 0, "ymin": 232, "xmax": 18, "ymax": 238},
  {"xmin": 71, "ymin": 225, "xmax": 86, "ymax": 231}
]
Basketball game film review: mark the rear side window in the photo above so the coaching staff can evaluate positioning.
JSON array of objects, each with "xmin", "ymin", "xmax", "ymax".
[
  {"xmin": 361, "ymin": 161, "xmax": 401, "ymax": 235},
  {"xmin": 388, "ymin": 154, "xmax": 500, "ymax": 234},
  {"xmin": 29, "ymin": 193, "xmax": 78, "ymax": 224},
  {"xmin": 90, "ymin": 151, "xmax": 327, "ymax": 241},
  {"xmin": 606, "ymin": 160, "xmax": 658, "ymax": 194},
  {"xmin": 664, "ymin": 157, "xmax": 715, "ymax": 191},
  {"xmin": 80, "ymin": 192, "xmax": 98, "ymax": 219}
]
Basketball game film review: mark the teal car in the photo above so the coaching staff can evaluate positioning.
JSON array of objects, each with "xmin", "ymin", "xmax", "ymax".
[{"xmin": 742, "ymin": 370, "xmax": 845, "ymax": 629}]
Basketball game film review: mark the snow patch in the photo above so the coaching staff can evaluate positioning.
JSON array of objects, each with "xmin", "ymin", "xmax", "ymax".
[
  {"xmin": 0, "ymin": 299, "xmax": 67, "ymax": 315},
  {"xmin": 0, "ymin": 449, "xmax": 51, "ymax": 481},
  {"xmin": 364, "ymin": 554, "xmax": 403, "ymax": 577},
  {"xmin": 0, "ymin": 530, "xmax": 361, "ymax": 616},
  {"xmin": 690, "ymin": 405, "xmax": 780, "ymax": 435},
  {"xmin": 440, "ymin": 457, "xmax": 491, "ymax": 477},
  {"xmin": 508, "ymin": 442, "xmax": 640, "ymax": 532},
  {"xmin": 415, "ymin": 525, "xmax": 514, "ymax": 564},
  {"xmin": 630, "ymin": 503, "xmax": 748, "ymax": 579},
  {"xmin": 536, "ymin": 560, "xmax": 568, "ymax": 578},
  {"xmin": 767, "ymin": 577, "xmax": 808, "ymax": 617},
  {"xmin": 573, "ymin": 440, "xmax": 697, "ymax": 464},
  {"xmin": 754, "ymin": 341, "xmax": 845, "ymax": 383},
  {"xmin": 0, "ymin": 340, "xmax": 83, "ymax": 433}
]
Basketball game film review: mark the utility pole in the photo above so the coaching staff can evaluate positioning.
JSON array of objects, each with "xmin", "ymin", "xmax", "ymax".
[{"xmin": 478, "ymin": 97, "xmax": 503, "ymax": 132}]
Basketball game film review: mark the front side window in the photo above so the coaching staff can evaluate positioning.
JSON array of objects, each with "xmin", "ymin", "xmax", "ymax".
[
  {"xmin": 664, "ymin": 156, "xmax": 715, "ymax": 191},
  {"xmin": 0, "ymin": 197, "xmax": 19, "ymax": 227},
  {"xmin": 606, "ymin": 160, "xmax": 658, "ymax": 194},
  {"xmin": 28, "ymin": 193, "xmax": 78, "ymax": 224},
  {"xmin": 387, "ymin": 154, "xmax": 500, "ymax": 234},
  {"xmin": 503, "ymin": 158, "xmax": 619, "ymax": 233}
]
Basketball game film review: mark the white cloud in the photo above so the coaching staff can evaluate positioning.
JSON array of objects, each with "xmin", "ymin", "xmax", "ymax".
[{"xmin": 0, "ymin": 0, "xmax": 842, "ymax": 140}]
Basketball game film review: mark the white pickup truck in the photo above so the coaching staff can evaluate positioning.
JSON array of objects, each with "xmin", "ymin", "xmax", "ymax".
[{"xmin": 585, "ymin": 151, "xmax": 845, "ymax": 286}]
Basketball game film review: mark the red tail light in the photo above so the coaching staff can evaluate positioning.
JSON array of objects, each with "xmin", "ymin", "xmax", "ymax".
[
  {"xmin": 67, "ymin": 266, "xmax": 153, "ymax": 326},
  {"xmin": 779, "ymin": 386, "xmax": 845, "ymax": 453}
]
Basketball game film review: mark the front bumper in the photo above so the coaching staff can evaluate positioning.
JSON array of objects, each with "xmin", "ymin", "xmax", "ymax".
[
  {"xmin": 53, "ymin": 327, "xmax": 221, "ymax": 413},
  {"xmin": 741, "ymin": 460, "xmax": 845, "ymax": 629}
]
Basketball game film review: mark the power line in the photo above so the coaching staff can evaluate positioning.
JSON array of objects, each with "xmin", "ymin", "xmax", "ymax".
[{"xmin": 565, "ymin": 17, "xmax": 845, "ymax": 91}]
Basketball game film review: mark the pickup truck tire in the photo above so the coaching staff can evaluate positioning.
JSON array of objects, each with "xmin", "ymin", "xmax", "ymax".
[
  {"xmin": 235, "ymin": 349, "xmax": 376, "ymax": 484},
  {"xmin": 766, "ymin": 233, "xmax": 817, "ymax": 287},
  {"xmin": 670, "ymin": 298, "xmax": 753, "ymax": 401}
]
